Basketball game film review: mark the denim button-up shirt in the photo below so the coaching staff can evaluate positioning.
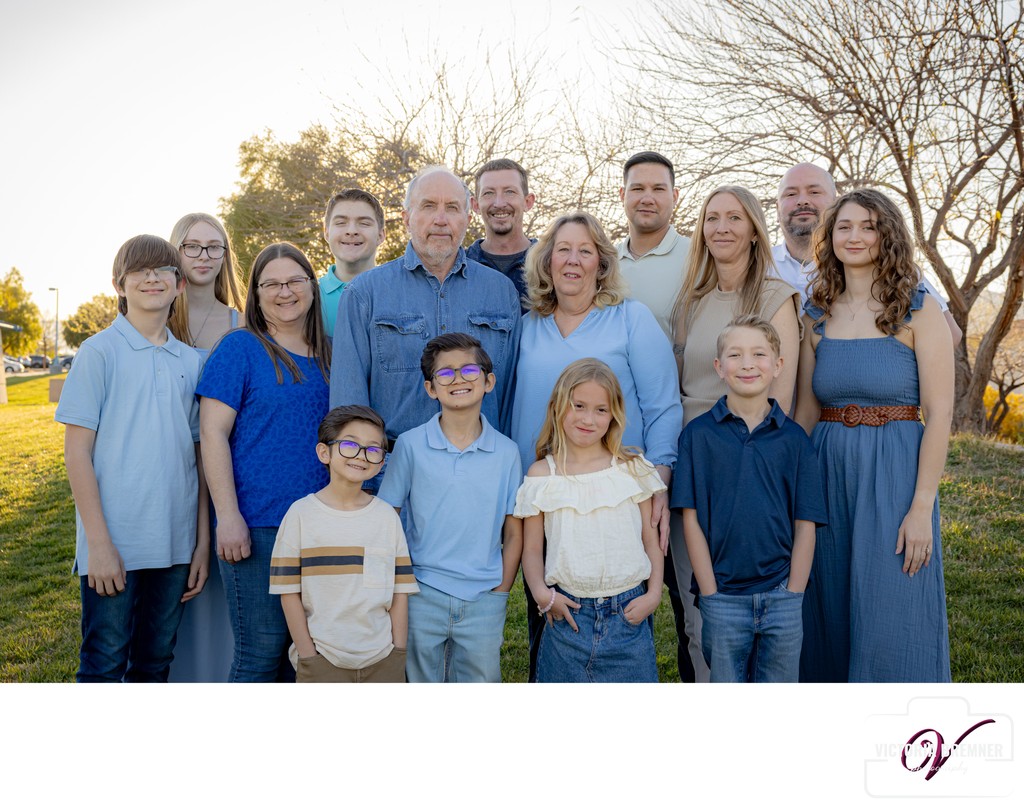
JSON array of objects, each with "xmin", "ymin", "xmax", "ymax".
[{"xmin": 330, "ymin": 242, "xmax": 522, "ymax": 441}]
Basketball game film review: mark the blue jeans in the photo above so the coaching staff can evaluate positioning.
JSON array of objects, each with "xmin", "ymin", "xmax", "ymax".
[
  {"xmin": 699, "ymin": 582, "xmax": 804, "ymax": 683},
  {"xmin": 536, "ymin": 583, "xmax": 658, "ymax": 683},
  {"xmin": 78, "ymin": 564, "xmax": 190, "ymax": 683},
  {"xmin": 220, "ymin": 526, "xmax": 293, "ymax": 682},
  {"xmin": 407, "ymin": 581, "xmax": 508, "ymax": 683}
]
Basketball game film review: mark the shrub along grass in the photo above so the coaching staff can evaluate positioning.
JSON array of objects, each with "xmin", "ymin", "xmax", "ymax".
[{"xmin": 1, "ymin": 374, "xmax": 1020, "ymax": 682}]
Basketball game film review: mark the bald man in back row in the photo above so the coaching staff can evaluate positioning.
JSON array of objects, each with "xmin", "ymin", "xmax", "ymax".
[{"xmin": 772, "ymin": 163, "xmax": 961, "ymax": 346}]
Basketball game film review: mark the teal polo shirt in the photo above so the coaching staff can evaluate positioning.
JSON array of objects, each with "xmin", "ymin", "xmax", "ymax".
[{"xmin": 319, "ymin": 266, "xmax": 346, "ymax": 338}]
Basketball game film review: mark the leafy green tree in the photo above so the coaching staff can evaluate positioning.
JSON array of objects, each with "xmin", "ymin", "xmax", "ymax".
[
  {"xmin": 63, "ymin": 295, "xmax": 118, "ymax": 349},
  {"xmin": 219, "ymin": 52, "xmax": 634, "ymax": 280},
  {"xmin": 0, "ymin": 268, "xmax": 43, "ymax": 356},
  {"xmin": 220, "ymin": 125, "xmax": 359, "ymax": 279}
]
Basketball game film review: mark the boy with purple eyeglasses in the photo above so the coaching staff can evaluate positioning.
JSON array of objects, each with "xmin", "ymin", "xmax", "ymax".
[
  {"xmin": 379, "ymin": 333, "xmax": 523, "ymax": 682},
  {"xmin": 270, "ymin": 405, "xmax": 418, "ymax": 683}
]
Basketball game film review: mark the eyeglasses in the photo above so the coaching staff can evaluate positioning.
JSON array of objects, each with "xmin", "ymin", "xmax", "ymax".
[
  {"xmin": 327, "ymin": 440, "xmax": 386, "ymax": 464},
  {"xmin": 181, "ymin": 243, "xmax": 226, "ymax": 259},
  {"xmin": 257, "ymin": 276, "xmax": 311, "ymax": 295},
  {"xmin": 124, "ymin": 266, "xmax": 179, "ymax": 280},
  {"xmin": 432, "ymin": 363, "xmax": 483, "ymax": 385}
]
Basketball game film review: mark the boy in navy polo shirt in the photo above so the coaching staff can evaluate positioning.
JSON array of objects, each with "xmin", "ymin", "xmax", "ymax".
[
  {"xmin": 671, "ymin": 315, "xmax": 826, "ymax": 682},
  {"xmin": 378, "ymin": 333, "xmax": 522, "ymax": 682}
]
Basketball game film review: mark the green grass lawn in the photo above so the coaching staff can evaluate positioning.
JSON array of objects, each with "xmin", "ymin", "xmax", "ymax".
[{"xmin": 2, "ymin": 374, "xmax": 1021, "ymax": 682}]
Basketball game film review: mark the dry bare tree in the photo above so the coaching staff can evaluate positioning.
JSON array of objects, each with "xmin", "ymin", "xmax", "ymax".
[
  {"xmin": 622, "ymin": 0, "xmax": 1024, "ymax": 431},
  {"xmin": 327, "ymin": 41, "xmax": 641, "ymax": 239}
]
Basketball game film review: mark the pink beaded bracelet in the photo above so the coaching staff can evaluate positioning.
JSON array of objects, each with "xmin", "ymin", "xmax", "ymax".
[{"xmin": 538, "ymin": 588, "xmax": 557, "ymax": 615}]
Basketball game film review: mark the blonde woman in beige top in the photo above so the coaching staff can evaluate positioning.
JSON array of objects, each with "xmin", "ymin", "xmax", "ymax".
[{"xmin": 672, "ymin": 186, "xmax": 801, "ymax": 425}]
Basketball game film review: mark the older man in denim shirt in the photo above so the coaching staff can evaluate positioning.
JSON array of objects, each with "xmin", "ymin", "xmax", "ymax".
[{"xmin": 330, "ymin": 166, "xmax": 521, "ymax": 445}]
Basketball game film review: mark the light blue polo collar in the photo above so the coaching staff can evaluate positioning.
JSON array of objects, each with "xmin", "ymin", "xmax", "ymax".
[
  {"xmin": 112, "ymin": 312, "xmax": 182, "ymax": 355},
  {"xmin": 425, "ymin": 411, "xmax": 496, "ymax": 453}
]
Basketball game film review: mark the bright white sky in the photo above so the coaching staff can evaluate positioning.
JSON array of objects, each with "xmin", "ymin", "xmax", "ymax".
[{"xmin": 0, "ymin": 0, "xmax": 634, "ymax": 329}]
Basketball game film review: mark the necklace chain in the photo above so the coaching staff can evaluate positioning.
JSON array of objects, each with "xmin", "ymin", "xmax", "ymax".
[
  {"xmin": 190, "ymin": 305, "xmax": 215, "ymax": 347},
  {"xmin": 841, "ymin": 295, "xmax": 872, "ymax": 321}
]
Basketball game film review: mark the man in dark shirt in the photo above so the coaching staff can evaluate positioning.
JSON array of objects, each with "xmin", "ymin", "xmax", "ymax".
[{"xmin": 467, "ymin": 158, "xmax": 536, "ymax": 311}]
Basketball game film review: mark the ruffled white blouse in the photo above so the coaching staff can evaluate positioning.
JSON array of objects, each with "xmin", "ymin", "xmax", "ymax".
[{"xmin": 513, "ymin": 454, "xmax": 666, "ymax": 598}]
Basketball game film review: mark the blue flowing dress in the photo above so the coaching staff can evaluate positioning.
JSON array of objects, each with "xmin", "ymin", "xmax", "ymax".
[
  {"xmin": 167, "ymin": 311, "xmax": 239, "ymax": 683},
  {"xmin": 800, "ymin": 289, "xmax": 951, "ymax": 683}
]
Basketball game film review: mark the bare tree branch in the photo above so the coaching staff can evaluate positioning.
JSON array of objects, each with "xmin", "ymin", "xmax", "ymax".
[{"xmin": 618, "ymin": 0, "xmax": 1024, "ymax": 432}]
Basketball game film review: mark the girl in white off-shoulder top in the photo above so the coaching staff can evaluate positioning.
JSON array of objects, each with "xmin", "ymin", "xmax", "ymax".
[{"xmin": 514, "ymin": 358, "xmax": 665, "ymax": 682}]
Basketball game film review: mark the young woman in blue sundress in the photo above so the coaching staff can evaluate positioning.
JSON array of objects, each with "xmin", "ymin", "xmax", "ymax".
[{"xmin": 794, "ymin": 189, "xmax": 953, "ymax": 682}]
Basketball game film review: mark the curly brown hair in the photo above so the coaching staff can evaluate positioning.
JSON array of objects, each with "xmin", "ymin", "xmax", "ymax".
[{"xmin": 808, "ymin": 189, "xmax": 920, "ymax": 335}]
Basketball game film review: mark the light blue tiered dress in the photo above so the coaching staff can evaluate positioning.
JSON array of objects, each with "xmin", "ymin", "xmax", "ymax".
[
  {"xmin": 800, "ymin": 289, "xmax": 951, "ymax": 683},
  {"xmin": 167, "ymin": 312, "xmax": 239, "ymax": 683}
]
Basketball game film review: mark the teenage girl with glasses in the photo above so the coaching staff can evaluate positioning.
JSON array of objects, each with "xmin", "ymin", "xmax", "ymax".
[
  {"xmin": 166, "ymin": 213, "xmax": 245, "ymax": 683},
  {"xmin": 168, "ymin": 213, "xmax": 245, "ymax": 354}
]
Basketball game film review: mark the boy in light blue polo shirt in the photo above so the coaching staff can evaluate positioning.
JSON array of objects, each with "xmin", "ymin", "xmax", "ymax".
[
  {"xmin": 56, "ymin": 235, "xmax": 206, "ymax": 682},
  {"xmin": 378, "ymin": 333, "xmax": 522, "ymax": 682}
]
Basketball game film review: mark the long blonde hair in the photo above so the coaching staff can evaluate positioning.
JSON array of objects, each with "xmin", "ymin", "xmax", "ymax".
[
  {"xmin": 167, "ymin": 212, "xmax": 246, "ymax": 344},
  {"xmin": 535, "ymin": 359, "xmax": 642, "ymax": 472},
  {"xmin": 670, "ymin": 186, "xmax": 775, "ymax": 342}
]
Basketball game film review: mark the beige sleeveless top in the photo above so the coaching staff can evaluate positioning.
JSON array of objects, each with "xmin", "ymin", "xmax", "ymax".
[{"xmin": 676, "ymin": 277, "xmax": 799, "ymax": 426}]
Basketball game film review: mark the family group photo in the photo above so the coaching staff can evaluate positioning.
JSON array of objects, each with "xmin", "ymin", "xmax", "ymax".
[
  {"xmin": 1, "ymin": 0, "xmax": 1022, "ymax": 799},
  {"xmin": 2, "ymin": 0, "xmax": 1021, "ymax": 687}
]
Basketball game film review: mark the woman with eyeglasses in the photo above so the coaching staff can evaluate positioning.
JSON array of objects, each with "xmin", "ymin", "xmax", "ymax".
[
  {"xmin": 198, "ymin": 242, "xmax": 332, "ymax": 682},
  {"xmin": 168, "ymin": 213, "xmax": 245, "ymax": 355},
  {"xmin": 166, "ymin": 213, "xmax": 245, "ymax": 682}
]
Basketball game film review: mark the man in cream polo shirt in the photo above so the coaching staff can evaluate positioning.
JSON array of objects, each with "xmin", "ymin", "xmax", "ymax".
[
  {"xmin": 616, "ymin": 150, "xmax": 708, "ymax": 684},
  {"xmin": 616, "ymin": 151, "xmax": 691, "ymax": 337}
]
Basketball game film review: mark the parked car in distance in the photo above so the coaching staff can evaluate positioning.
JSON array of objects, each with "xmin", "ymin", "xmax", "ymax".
[
  {"xmin": 26, "ymin": 354, "xmax": 51, "ymax": 368},
  {"xmin": 4, "ymin": 355, "xmax": 25, "ymax": 374},
  {"xmin": 57, "ymin": 354, "xmax": 75, "ymax": 371}
]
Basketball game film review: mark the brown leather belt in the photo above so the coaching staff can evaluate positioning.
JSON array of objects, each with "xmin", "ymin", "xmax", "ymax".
[{"xmin": 819, "ymin": 404, "xmax": 921, "ymax": 427}]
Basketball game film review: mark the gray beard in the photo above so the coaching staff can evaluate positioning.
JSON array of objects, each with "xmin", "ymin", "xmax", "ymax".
[{"xmin": 785, "ymin": 220, "xmax": 816, "ymax": 239}]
